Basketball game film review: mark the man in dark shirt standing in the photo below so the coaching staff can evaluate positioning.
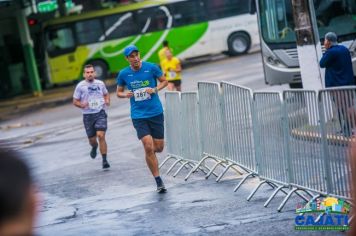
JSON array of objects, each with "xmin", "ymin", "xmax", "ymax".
[
  {"xmin": 320, "ymin": 32, "xmax": 355, "ymax": 136},
  {"xmin": 320, "ymin": 32, "xmax": 354, "ymax": 87}
]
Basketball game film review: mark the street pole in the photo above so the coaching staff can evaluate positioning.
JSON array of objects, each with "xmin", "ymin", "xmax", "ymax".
[
  {"xmin": 16, "ymin": 8, "xmax": 42, "ymax": 97},
  {"xmin": 291, "ymin": 0, "xmax": 324, "ymax": 90},
  {"xmin": 58, "ymin": 0, "xmax": 66, "ymax": 16},
  {"xmin": 291, "ymin": 0, "xmax": 326, "ymax": 125}
]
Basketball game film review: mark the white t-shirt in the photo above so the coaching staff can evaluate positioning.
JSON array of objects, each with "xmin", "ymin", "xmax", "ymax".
[{"xmin": 73, "ymin": 79, "xmax": 108, "ymax": 114}]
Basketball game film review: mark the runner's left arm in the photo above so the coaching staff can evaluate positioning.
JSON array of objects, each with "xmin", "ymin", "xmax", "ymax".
[
  {"xmin": 174, "ymin": 58, "xmax": 182, "ymax": 73},
  {"xmin": 104, "ymin": 93, "xmax": 110, "ymax": 106},
  {"xmin": 157, "ymin": 75, "xmax": 168, "ymax": 91},
  {"xmin": 147, "ymin": 75, "xmax": 168, "ymax": 94}
]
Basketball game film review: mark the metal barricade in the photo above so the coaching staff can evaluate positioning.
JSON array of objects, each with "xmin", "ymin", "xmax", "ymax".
[
  {"xmin": 185, "ymin": 82, "xmax": 233, "ymax": 181},
  {"xmin": 163, "ymin": 83, "xmax": 354, "ymax": 215},
  {"xmin": 319, "ymin": 87, "xmax": 356, "ymax": 200},
  {"xmin": 248, "ymin": 91, "xmax": 310, "ymax": 211},
  {"xmin": 160, "ymin": 92, "xmax": 183, "ymax": 169},
  {"xmin": 162, "ymin": 91, "xmax": 212, "ymax": 177},
  {"xmin": 246, "ymin": 92, "xmax": 294, "ymax": 207},
  {"xmin": 170, "ymin": 92, "xmax": 205, "ymax": 177},
  {"xmin": 278, "ymin": 90, "xmax": 327, "ymax": 212},
  {"xmin": 221, "ymin": 82, "xmax": 255, "ymax": 187},
  {"xmin": 180, "ymin": 92, "xmax": 202, "ymax": 163}
]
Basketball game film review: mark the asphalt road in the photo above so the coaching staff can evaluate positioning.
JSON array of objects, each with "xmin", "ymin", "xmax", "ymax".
[{"xmin": 0, "ymin": 52, "xmax": 344, "ymax": 236}]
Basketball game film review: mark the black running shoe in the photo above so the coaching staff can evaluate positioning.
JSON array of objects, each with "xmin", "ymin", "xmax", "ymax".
[
  {"xmin": 90, "ymin": 146, "xmax": 97, "ymax": 159},
  {"xmin": 156, "ymin": 185, "xmax": 167, "ymax": 193},
  {"xmin": 102, "ymin": 159, "xmax": 110, "ymax": 169}
]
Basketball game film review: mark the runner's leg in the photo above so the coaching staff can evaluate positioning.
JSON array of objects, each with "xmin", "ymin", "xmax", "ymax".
[
  {"xmin": 142, "ymin": 135, "xmax": 160, "ymax": 177},
  {"xmin": 167, "ymin": 82, "xmax": 175, "ymax": 91},
  {"xmin": 97, "ymin": 130, "xmax": 109, "ymax": 169},
  {"xmin": 88, "ymin": 136, "xmax": 98, "ymax": 147},
  {"xmin": 94, "ymin": 110, "xmax": 109, "ymax": 168},
  {"xmin": 97, "ymin": 131, "xmax": 107, "ymax": 155},
  {"xmin": 153, "ymin": 139, "xmax": 164, "ymax": 153},
  {"xmin": 84, "ymin": 113, "xmax": 97, "ymax": 158}
]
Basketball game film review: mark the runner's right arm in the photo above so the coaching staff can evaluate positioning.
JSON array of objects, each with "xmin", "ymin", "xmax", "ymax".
[
  {"xmin": 73, "ymin": 85, "xmax": 87, "ymax": 108},
  {"xmin": 73, "ymin": 98, "xmax": 87, "ymax": 109},
  {"xmin": 116, "ymin": 86, "xmax": 133, "ymax": 99}
]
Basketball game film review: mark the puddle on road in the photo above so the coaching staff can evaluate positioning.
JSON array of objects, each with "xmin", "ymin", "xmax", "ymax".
[{"xmin": 0, "ymin": 123, "xmax": 81, "ymax": 150}]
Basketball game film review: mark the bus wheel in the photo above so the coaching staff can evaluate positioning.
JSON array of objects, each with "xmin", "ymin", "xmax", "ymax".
[
  {"xmin": 228, "ymin": 32, "xmax": 250, "ymax": 56},
  {"xmin": 92, "ymin": 61, "xmax": 108, "ymax": 81}
]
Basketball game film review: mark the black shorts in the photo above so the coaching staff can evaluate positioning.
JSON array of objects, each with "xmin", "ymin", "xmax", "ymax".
[
  {"xmin": 132, "ymin": 113, "xmax": 164, "ymax": 140},
  {"xmin": 168, "ymin": 80, "xmax": 181, "ymax": 86},
  {"xmin": 83, "ymin": 110, "xmax": 107, "ymax": 138}
]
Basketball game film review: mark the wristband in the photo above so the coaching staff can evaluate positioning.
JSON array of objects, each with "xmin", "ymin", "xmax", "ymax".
[{"xmin": 154, "ymin": 87, "xmax": 158, "ymax": 93}]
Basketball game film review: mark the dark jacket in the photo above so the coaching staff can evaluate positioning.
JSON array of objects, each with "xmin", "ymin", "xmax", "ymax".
[{"xmin": 319, "ymin": 44, "xmax": 354, "ymax": 87}]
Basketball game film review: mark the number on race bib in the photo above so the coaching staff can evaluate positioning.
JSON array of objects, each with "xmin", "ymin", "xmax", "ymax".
[
  {"xmin": 134, "ymin": 87, "xmax": 151, "ymax": 102},
  {"xmin": 88, "ymin": 98, "xmax": 104, "ymax": 109},
  {"xmin": 169, "ymin": 71, "xmax": 177, "ymax": 79}
]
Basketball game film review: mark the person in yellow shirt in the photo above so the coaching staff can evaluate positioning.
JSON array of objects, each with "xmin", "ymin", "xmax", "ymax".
[
  {"xmin": 158, "ymin": 40, "xmax": 172, "ymax": 69},
  {"xmin": 161, "ymin": 49, "xmax": 182, "ymax": 91}
]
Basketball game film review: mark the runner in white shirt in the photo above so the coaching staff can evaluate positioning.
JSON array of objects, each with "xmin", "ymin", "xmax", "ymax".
[{"xmin": 73, "ymin": 64, "xmax": 111, "ymax": 169}]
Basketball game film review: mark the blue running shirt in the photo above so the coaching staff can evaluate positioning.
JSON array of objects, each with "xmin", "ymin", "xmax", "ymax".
[{"xmin": 117, "ymin": 62, "xmax": 163, "ymax": 119}]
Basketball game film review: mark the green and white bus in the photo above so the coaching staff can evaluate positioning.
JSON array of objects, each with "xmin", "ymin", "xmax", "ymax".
[
  {"xmin": 43, "ymin": 0, "xmax": 259, "ymax": 84},
  {"xmin": 255, "ymin": 0, "xmax": 356, "ymax": 87}
]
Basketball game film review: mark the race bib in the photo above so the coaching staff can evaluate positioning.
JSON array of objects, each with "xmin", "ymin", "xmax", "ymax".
[
  {"xmin": 88, "ymin": 98, "xmax": 103, "ymax": 109},
  {"xmin": 134, "ymin": 87, "xmax": 151, "ymax": 102},
  {"xmin": 169, "ymin": 71, "xmax": 177, "ymax": 79}
]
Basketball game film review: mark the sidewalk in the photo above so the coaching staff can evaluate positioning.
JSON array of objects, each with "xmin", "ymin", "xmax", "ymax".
[{"xmin": 0, "ymin": 79, "xmax": 117, "ymax": 122}]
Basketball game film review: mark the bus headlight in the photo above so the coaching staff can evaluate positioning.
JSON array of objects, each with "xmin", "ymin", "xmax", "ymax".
[
  {"xmin": 267, "ymin": 56, "xmax": 282, "ymax": 66},
  {"xmin": 265, "ymin": 56, "xmax": 288, "ymax": 69}
]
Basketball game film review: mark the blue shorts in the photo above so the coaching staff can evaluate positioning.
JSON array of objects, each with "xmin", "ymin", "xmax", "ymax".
[
  {"xmin": 83, "ymin": 110, "xmax": 107, "ymax": 138},
  {"xmin": 132, "ymin": 113, "xmax": 164, "ymax": 140}
]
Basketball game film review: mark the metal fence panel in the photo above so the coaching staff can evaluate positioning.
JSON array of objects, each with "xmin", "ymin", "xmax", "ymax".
[
  {"xmin": 319, "ymin": 87, "xmax": 356, "ymax": 199},
  {"xmin": 253, "ymin": 92, "xmax": 289, "ymax": 184},
  {"xmin": 222, "ymin": 82, "xmax": 256, "ymax": 172},
  {"xmin": 181, "ymin": 92, "xmax": 202, "ymax": 162},
  {"xmin": 165, "ymin": 92, "xmax": 183, "ymax": 158},
  {"xmin": 284, "ymin": 90, "xmax": 328, "ymax": 194},
  {"xmin": 198, "ymin": 82, "xmax": 226, "ymax": 159}
]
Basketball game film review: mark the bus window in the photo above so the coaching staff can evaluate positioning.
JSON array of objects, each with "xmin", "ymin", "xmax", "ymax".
[
  {"xmin": 259, "ymin": 0, "xmax": 295, "ymax": 43},
  {"xmin": 205, "ymin": 0, "xmax": 249, "ymax": 20},
  {"xmin": 314, "ymin": 0, "xmax": 356, "ymax": 40},
  {"xmin": 103, "ymin": 13, "xmax": 139, "ymax": 40},
  {"xmin": 170, "ymin": 1, "xmax": 206, "ymax": 27},
  {"xmin": 152, "ymin": 7, "xmax": 169, "ymax": 31},
  {"xmin": 135, "ymin": 7, "xmax": 169, "ymax": 33},
  {"xmin": 75, "ymin": 19, "xmax": 104, "ymax": 44},
  {"xmin": 46, "ymin": 27, "xmax": 75, "ymax": 57}
]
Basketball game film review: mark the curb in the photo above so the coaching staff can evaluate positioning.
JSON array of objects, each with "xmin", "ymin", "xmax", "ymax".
[
  {"xmin": 0, "ymin": 83, "xmax": 117, "ymax": 122},
  {"xmin": 291, "ymin": 129, "xmax": 354, "ymax": 146}
]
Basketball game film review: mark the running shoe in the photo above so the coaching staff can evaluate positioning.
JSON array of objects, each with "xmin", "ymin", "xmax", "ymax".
[
  {"xmin": 156, "ymin": 184, "xmax": 167, "ymax": 193},
  {"xmin": 90, "ymin": 146, "xmax": 97, "ymax": 159},
  {"xmin": 102, "ymin": 159, "xmax": 110, "ymax": 169}
]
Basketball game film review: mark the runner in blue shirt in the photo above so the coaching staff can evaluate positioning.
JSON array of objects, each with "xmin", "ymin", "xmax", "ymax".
[{"xmin": 117, "ymin": 45, "xmax": 168, "ymax": 193}]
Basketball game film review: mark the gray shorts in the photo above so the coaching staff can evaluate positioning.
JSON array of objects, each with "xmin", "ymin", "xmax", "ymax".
[{"xmin": 83, "ymin": 110, "xmax": 107, "ymax": 138}]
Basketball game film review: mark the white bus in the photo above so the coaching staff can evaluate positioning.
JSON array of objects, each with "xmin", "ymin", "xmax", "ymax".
[{"xmin": 255, "ymin": 0, "xmax": 356, "ymax": 87}]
